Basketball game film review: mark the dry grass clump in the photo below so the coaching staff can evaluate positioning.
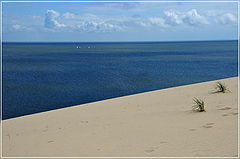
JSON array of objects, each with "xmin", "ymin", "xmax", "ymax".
[
  {"xmin": 193, "ymin": 98, "xmax": 205, "ymax": 112},
  {"xmin": 213, "ymin": 82, "xmax": 230, "ymax": 93}
]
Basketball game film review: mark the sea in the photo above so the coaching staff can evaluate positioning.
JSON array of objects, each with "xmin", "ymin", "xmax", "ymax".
[{"xmin": 2, "ymin": 40, "xmax": 238, "ymax": 119}]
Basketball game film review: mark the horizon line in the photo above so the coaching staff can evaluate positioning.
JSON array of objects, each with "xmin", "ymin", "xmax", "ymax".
[{"xmin": 2, "ymin": 39, "xmax": 238, "ymax": 43}]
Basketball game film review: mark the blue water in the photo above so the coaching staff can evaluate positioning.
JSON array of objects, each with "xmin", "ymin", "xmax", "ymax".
[{"xmin": 2, "ymin": 41, "xmax": 238, "ymax": 119}]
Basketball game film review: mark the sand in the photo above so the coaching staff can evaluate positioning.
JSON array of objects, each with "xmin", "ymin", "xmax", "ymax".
[{"xmin": 1, "ymin": 77, "xmax": 239, "ymax": 158}]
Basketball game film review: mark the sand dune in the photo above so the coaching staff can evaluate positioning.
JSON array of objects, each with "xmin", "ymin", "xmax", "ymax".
[{"xmin": 1, "ymin": 77, "xmax": 238, "ymax": 157}]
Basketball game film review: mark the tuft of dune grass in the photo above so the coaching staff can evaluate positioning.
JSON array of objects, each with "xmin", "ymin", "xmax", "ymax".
[
  {"xmin": 213, "ymin": 82, "xmax": 230, "ymax": 93},
  {"xmin": 193, "ymin": 98, "xmax": 205, "ymax": 112}
]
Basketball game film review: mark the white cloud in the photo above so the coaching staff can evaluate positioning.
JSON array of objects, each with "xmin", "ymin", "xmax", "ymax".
[
  {"xmin": 196, "ymin": 10, "xmax": 237, "ymax": 25},
  {"xmin": 63, "ymin": 12, "xmax": 76, "ymax": 19},
  {"xmin": 42, "ymin": 9, "xmax": 236, "ymax": 33},
  {"xmin": 12, "ymin": 24, "xmax": 21, "ymax": 30},
  {"xmin": 11, "ymin": 24, "xmax": 33, "ymax": 31},
  {"xmin": 137, "ymin": 21, "xmax": 151, "ymax": 27},
  {"xmin": 44, "ymin": 10, "xmax": 66, "ymax": 29},
  {"xmin": 164, "ymin": 10, "xmax": 183, "ymax": 25},
  {"xmin": 43, "ymin": 9, "xmax": 211, "ymax": 32},
  {"xmin": 182, "ymin": 9, "xmax": 209, "ymax": 26},
  {"xmin": 205, "ymin": 10, "xmax": 223, "ymax": 17},
  {"xmin": 218, "ymin": 13, "xmax": 237, "ymax": 25},
  {"xmin": 149, "ymin": 17, "xmax": 167, "ymax": 27},
  {"xmin": 75, "ymin": 21, "xmax": 123, "ymax": 33},
  {"xmin": 164, "ymin": 9, "xmax": 209, "ymax": 26},
  {"xmin": 44, "ymin": 10, "xmax": 123, "ymax": 32}
]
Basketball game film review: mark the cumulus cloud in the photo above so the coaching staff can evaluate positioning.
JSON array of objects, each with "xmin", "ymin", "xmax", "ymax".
[
  {"xmin": 43, "ymin": 9, "xmax": 210, "ymax": 32},
  {"xmin": 42, "ymin": 9, "xmax": 236, "ymax": 33},
  {"xmin": 75, "ymin": 21, "xmax": 123, "ymax": 33},
  {"xmin": 164, "ymin": 10, "xmax": 183, "ymax": 25},
  {"xmin": 44, "ymin": 10, "xmax": 123, "ymax": 32},
  {"xmin": 44, "ymin": 10, "xmax": 66, "ymax": 29},
  {"xmin": 164, "ymin": 9, "xmax": 209, "ymax": 26},
  {"xmin": 218, "ymin": 13, "xmax": 237, "ymax": 25},
  {"xmin": 198, "ymin": 10, "xmax": 237, "ymax": 25},
  {"xmin": 182, "ymin": 9, "xmax": 209, "ymax": 26}
]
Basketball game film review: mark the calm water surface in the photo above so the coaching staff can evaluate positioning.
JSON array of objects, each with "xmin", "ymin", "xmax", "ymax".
[{"xmin": 2, "ymin": 41, "xmax": 238, "ymax": 119}]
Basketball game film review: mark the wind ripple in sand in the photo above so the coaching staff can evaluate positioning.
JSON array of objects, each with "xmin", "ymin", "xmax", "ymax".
[{"xmin": 145, "ymin": 142, "xmax": 168, "ymax": 153}]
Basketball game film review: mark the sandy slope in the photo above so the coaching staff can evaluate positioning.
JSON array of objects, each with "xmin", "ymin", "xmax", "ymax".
[{"xmin": 1, "ymin": 77, "xmax": 238, "ymax": 157}]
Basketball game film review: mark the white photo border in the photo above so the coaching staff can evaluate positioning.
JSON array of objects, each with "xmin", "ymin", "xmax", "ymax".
[{"xmin": 0, "ymin": 1, "xmax": 239, "ymax": 158}]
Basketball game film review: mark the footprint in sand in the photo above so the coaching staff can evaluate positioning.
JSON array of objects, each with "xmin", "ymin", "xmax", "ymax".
[
  {"xmin": 43, "ymin": 126, "xmax": 49, "ymax": 132},
  {"xmin": 47, "ymin": 140, "xmax": 54, "ymax": 143},
  {"xmin": 145, "ymin": 146, "xmax": 160, "ymax": 153},
  {"xmin": 206, "ymin": 122, "xmax": 214, "ymax": 126},
  {"xmin": 145, "ymin": 143, "xmax": 168, "ymax": 153},
  {"xmin": 189, "ymin": 128, "xmax": 196, "ymax": 131},
  {"xmin": 222, "ymin": 112, "xmax": 237, "ymax": 117},
  {"xmin": 230, "ymin": 112, "xmax": 238, "ymax": 116},
  {"xmin": 202, "ymin": 123, "xmax": 214, "ymax": 128},
  {"xmin": 145, "ymin": 149, "xmax": 154, "ymax": 153},
  {"xmin": 222, "ymin": 114, "xmax": 229, "ymax": 117},
  {"xmin": 203, "ymin": 125, "xmax": 213, "ymax": 128},
  {"xmin": 218, "ymin": 107, "xmax": 231, "ymax": 111},
  {"xmin": 81, "ymin": 121, "xmax": 89, "ymax": 124}
]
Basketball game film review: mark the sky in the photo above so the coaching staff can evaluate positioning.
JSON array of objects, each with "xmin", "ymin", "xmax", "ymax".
[{"xmin": 2, "ymin": 2, "xmax": 238, "ymax": 42}]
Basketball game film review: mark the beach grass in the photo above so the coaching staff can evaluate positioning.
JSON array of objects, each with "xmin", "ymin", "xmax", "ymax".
[
  {"xmin": 213, "ymin": 82, "xmax": 230, "ymax": 93},
  {"xmin": 193, "ymin": 98, "xmax": 205, "ymax": 112}
]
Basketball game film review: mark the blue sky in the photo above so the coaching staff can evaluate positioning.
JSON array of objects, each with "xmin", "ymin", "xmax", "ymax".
[{"xmin": 2, "ymin": 2, "xmax": 238, "ymax": 42}]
